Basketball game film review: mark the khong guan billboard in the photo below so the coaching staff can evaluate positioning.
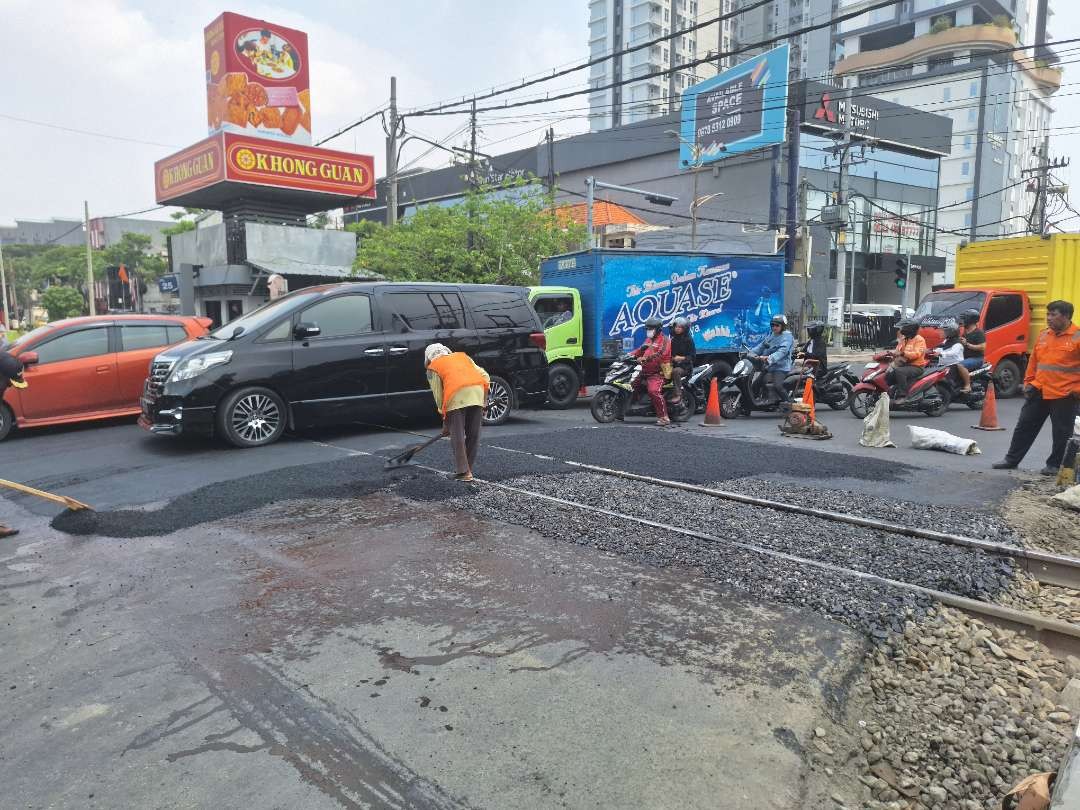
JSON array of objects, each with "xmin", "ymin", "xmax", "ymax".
[
  {"xmin": 678, "ymin": 44, "xmax": 789, "ymax": 167},
  {"xmin": 204, "ymin": 12, "xmax": 311, "ymax": 145}
]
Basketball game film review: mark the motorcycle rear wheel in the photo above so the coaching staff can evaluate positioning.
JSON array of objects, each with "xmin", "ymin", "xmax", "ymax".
[
  {"xmin": 590, "ymin": 388, "xmax": 621, "ymax": 423},
  {"xmin": 672, "ymin": 389, "xmax": 697, "ymax": 422},
  {"xmin": 926, "ymin": 387, "xmax": 951, "ymax": 417},
  {"xmin": 849, "ymin": 390, "xmax": 878, "ymax": 419}
]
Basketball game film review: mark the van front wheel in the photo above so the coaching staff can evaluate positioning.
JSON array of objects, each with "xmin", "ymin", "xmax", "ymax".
[{"xmin": 219, "ymin": 387, "xmax": 287, "ymax": 448}]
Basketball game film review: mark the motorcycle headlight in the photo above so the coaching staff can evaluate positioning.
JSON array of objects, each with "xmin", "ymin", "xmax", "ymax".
[{"xmin": 169, "ymin": 350, "xmax": 233, "ymax": 383}]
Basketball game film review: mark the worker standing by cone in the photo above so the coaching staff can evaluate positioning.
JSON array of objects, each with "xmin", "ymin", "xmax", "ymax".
[{"xmin": 425, "ymin": 343, "xmax": 490, "ymax": 482}]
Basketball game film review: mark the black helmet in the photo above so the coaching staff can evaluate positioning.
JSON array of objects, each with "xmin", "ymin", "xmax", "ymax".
[
  {"xmin": 897, "ymin": 319, "xmax": 920, "ymax": 339},
  {"xmin": 770, "ymin": 314, "xmax": 787, "ymax": 330},
  {"xmin": 959, "ymin": 309, "xmax": 980, "ymax": 326},
  {"xmin": 644, "ymin": 316, "xmax": 663, "ymax": 331},
  {"xmin": 942, "ymin": 323, "xmax": 960, "ymax": 341},
  {"xmin": 672, "ymin": 316, "xmax": 689, "ymax": 331},
  {"xmin": 806, "ymin": 320, "xmax": 825, "ymax": 337}
]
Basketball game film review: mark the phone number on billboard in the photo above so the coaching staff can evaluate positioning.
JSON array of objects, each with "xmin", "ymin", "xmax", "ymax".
[{"xmin": 697, "ymin": 114, "xmax": 743, "ymax": 136}]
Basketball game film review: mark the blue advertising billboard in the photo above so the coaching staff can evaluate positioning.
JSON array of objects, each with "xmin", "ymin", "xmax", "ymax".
[
  {"xmin": 679, "ymin": 44, "xmax": 789, "ymax": 167},
  {"xmin": 596, "ymin": 253, "xmax": 783, "ymax": 354}
]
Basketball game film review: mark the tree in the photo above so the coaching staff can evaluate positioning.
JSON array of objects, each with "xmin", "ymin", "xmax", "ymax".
[
  {"xmin": 162, "ymin": 207, "xmax": 204, "ymax": 237},
  {"xmin": 41, "ymin": 286, "xmax": 85, "ymax": 321},
  {"xmin": 352, "ymin": 179, "xmax": 586, "ymax": 285},
  {"xmin": 103, "ymin": 232, "xmax": 167, "ymax": 279}
]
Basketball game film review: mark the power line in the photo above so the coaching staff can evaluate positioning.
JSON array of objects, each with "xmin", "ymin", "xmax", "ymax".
[
  {"xmin": 0, "ymin": 113, "xmax": 181, "ymax": 149},
  {"xmin": 401, "ymin": 0, "xmax": 776, "ymax": 116}
]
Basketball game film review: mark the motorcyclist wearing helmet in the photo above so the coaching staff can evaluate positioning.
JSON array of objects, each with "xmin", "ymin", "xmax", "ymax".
[
  {"xmin": 889, "ymin": 319, "xmax": 929, "ymax": 396},
  {"xmin": 750, "ymin": 315, "xmax": 795, "ymax": 405},
  {"xmin": 631, "ymin": 316, "xmax": 673, "ymax": 425},
  {"xmin": 935, "ymin": 322, "xmax": 971, "ymax": 393},
  {"xmin": 797, "ymin": 320, "xmax": 828, "ymax": 372},
  {"xmin": 668, "ymin": 316, "xmax": 696, "ymax": 404}
]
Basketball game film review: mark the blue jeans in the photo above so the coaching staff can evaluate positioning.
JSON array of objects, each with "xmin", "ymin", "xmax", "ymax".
[{"xmin": 960, "ymin": 358, "xmax": 984, "ymax": 371}]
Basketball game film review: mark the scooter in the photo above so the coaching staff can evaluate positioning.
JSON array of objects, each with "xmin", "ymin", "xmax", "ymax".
[
  {"xmin": 590, "ymin": 356, "xmax": 703, "ymax": 423},
  {"xmin": 718, "ymin": 350, "xmax": 786, "ymax": 419},
  {"xmin": 849, "ymin": 351, "xmax": 971, "ymax": 418},
  {"xmin": 783, "ymin": 358, "xmax": 856, "ymax": 411},
  {"xmin": 936, "ymin": 360, "xmax": 995, "ymax": 410}
]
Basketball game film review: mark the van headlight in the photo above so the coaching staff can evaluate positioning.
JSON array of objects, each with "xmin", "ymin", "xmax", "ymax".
[{"xmin": 169, "ymin": 350, "xmax": 233, "ymax": 382}]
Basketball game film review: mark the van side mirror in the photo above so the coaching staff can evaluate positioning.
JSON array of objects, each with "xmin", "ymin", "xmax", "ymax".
[
  {"xmin": 19, "ymin": 351, "xmax": 39, "ymax": 366},
  {"xmin": 294, "ymin": 322, "xmax": 321, "ymax": 340}
]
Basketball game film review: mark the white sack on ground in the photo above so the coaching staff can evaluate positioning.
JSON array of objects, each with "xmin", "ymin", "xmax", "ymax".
[
  {"xmin": 908, "ymin": 425, "xmax": 982, "ymax": 456},
  {"xmin": 860, "ymin": 392, "xmax": 896, "ymax": 448},
  {"xmin": 1053, "ymin": 484, "xmax": 1080, "ymax": 512}
]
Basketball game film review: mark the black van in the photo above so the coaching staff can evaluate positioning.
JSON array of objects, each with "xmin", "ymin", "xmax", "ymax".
[{"xmin": 138, "ymin": 282, "xmax": 549, "ymax": 448}]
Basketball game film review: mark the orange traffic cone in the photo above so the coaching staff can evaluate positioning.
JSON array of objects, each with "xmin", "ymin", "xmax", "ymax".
[
  {"xmin": 802, "ymin": 377, "xmax": 815, "ymax": 424},
  {"xmin": 971, "ymin": 383, "xmax": 1006, "ymax": 431},
  {"xmin": 702, "ymin": 377, "xmax": 724, "ymax": 426}
]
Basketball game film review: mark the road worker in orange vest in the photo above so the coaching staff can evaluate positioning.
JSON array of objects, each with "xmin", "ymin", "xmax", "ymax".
[
  {"xmin": 425, "ymin": 343, "xmax": 490, "ymax": 482},
  {"xmin": 993, "ymin": 300, "xmax": 1080, "ymax": 475}
]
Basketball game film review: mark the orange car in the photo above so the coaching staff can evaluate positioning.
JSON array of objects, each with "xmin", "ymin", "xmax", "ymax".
[{"xmin": 1, "ymin": 314, "xmax": 211, "ymax": 441}]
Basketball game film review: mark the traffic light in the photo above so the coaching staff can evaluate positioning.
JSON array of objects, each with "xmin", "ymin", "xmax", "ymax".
[{"xmin": 894, "ymin": 255, "xmax": 908, "ymax": 289}]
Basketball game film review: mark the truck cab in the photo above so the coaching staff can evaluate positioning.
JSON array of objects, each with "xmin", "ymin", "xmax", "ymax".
[
  {"xmin": 913, "ymin": 288, "xmax": 1030, "ymax": 396},
  {"xmin": 529, "ymin": 286, "xmax": 584, "ymax": 408}
]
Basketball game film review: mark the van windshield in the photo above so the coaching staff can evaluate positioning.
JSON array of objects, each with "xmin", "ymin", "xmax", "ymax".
[
  {"xmin": 913, "ymin": 291, "xmax": 986, "ymax": 322},
  {"xmin": 209, "ymin": 292, "xmax": 320, "ymax": 339}
]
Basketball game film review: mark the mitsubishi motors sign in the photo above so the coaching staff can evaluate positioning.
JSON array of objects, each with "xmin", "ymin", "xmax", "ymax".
[{"xmin": 800, "ymin": 81, "xmax": 952, "ymax": 158}]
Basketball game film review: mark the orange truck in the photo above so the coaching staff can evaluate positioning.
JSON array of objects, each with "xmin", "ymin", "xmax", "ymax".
[{"xmin": 912, "ymin": 234, "xmax": 1080, "ymax": 397}]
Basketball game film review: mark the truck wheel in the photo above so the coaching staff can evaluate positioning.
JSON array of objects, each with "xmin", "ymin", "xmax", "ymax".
[
  {"xmin": 546, "ymin": 364, "xmax": 580, "ymax": 409},
  {"xmin": 0, "ymin": 403, "xmax": 14, "ymax": 442},
  {"xmin": 218, "ymin": 387, "xmax": 287, "ymax": 448},
  {"xmin": 993, "ymin": 359, "xmax": 1021, "ymax": 398},
  {"xmin": 483, "ymin": 375, "xmax": 513, "ymax": 426}
]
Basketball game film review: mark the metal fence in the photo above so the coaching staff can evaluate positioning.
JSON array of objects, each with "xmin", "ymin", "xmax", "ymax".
[{"xmin": 844, "ymin": 314, "xmax": 898, "ymax": 351}]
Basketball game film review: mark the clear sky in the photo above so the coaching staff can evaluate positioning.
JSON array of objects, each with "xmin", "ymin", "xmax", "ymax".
[{"xmin": 0, "ymin": 0, "xmax": 1077, "ymax": 229}]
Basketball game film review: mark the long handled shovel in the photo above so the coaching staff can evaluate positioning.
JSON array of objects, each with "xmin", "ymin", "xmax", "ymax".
[{"xmin": 383, "ymin": 434, "xmax": 444, "ymax": 471}]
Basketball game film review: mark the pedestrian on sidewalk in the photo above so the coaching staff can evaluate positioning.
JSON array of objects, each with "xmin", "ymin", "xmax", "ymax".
[
  {"xmin": 993, "ymin": 300, "xmax": 1080, "ymax": 475},
  {"xmin": 0, "ymin": 348, "xmax": 26, "ymax": 539},
  {"xmin": 425, "ymin": 343, "xmax": 490, "ymax": 482}
]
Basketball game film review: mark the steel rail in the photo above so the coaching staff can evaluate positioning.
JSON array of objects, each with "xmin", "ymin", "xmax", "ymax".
[
  {"xmin": 562, "ymin": 462, "xmax": 1080, "ymax": 591},
  {"xmin": 471, "ymin": 476, "xmax": 1080, "ymax": 660}
]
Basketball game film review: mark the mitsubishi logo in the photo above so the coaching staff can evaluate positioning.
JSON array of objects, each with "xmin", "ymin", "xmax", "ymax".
[{"xmin": 815, "ymin": 92, "xmax": 837, "ymax": 123}]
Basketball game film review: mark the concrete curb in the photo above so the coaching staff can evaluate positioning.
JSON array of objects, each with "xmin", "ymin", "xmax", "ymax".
[{"xmin": 1051, "ymin": 719, "xmax": 1080, "ymax": 807}]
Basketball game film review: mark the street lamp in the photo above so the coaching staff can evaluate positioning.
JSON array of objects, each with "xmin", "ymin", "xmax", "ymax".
[
  {"xmin": 666, "ymin": 130, "xmax": 725, "ymax": 250},
  {"xmin": 583, "ymin": 177, "xmax": 677, "ymax": 250}
]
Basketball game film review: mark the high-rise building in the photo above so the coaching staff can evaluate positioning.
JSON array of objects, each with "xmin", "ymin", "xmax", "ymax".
[
  {"xmin": 587, "ymin": 0, "xmax": 735, "ymax": 131},
  {"xmin": 730, "ymin": 0, "xmax": 840, "ymax": 83},
  {"xmin": 832, "ymin": 0, "xmax": 1061, "ymax": 279}
]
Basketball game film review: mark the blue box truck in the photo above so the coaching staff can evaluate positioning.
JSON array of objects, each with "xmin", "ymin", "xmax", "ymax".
[{"xmin": 530, "ymin": 249, "xmax": 785, "ymax": 407}]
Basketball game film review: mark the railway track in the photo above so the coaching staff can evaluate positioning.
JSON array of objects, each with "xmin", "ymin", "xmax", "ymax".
[{"xmin": 333, "ymin": 424, "xmax": 1080, "ymax": 657}]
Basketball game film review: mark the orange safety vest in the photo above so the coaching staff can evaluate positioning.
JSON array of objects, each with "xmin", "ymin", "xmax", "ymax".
[
  {"xmin": 1025, "ymin": 323, "xmax": 1080, "ymax": 400},
  {"xmin": 427, "ymin": 352, "xmax": 489, "ymax": 415}
]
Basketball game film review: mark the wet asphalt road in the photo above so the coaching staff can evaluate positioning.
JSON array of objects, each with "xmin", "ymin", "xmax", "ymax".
[{"xmin": 0, "ymin": 401, "xmax": 1047, "ymax": 808}]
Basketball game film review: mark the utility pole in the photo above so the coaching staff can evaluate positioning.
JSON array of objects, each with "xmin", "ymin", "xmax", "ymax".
[
  {"xmin": 0, "ymin": 238, "xmax": 10, "ymax": 332},
  {"xmin": 84, "ymin": 200, "xmax": 96, "ymax": 316},
  {"xmin": 1022, "ymin": 136, "xmax": 1069, "ymax": 236},
  {"xmin": 385, "ymin": 76, "xmax": 399, "ymax": 227},
  {"xmin": 585, "ymin": 176, "xmax": 595, "ymax": 250},
  {"xmin": 546, "ymin": 127, "xmax": 557, "ymax": 225},
  {"xmin": 467, "ymin": 99, "xmax": 478, "ymax": 251},
  {"xmin": 796, "ymin": 178, "xmax": 810, "ymax": 335},
  {"xmin": 830, "ymin": 131, "xmax": 852, "ymax": 350}
]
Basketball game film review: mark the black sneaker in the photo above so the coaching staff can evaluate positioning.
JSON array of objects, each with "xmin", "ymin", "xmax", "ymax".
[{"xmin": 991, "ymin": 461, "xmax": 1017, "ymax": 470}]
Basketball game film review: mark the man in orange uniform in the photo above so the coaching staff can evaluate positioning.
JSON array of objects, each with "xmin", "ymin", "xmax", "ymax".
[
  {"xmin": 888, "ymin": 320, "xmax": 928, "ymax": 397},
  {"xmin": 425, "ymin": 343, "xmax": 490, "ymax": 482},
  {"xmin": 993, "ymin": 301, "xmax": 1080, "ymax": 475}
]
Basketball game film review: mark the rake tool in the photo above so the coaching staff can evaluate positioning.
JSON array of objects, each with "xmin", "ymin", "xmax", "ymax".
[{"xmin": 383, "ymin": 434, "xmax": 444, "ymax": 471}]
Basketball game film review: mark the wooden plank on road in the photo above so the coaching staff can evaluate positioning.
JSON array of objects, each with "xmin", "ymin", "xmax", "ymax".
[{"xmin": 0, "ymin": 479, "xmax": 92, "ymax": 511}]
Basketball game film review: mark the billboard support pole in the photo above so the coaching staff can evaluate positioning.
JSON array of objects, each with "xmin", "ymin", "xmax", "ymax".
[
  {"xmin": 784, "ymin": 107, "xmax": 802, "ymax": 276},
  {"xmin": 831, "ymin": 131, "xmax": 852, "ymax": 350},
  {"xmin": 84, "ymin": 200, "xmax": 96, "ymax": 316}
]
